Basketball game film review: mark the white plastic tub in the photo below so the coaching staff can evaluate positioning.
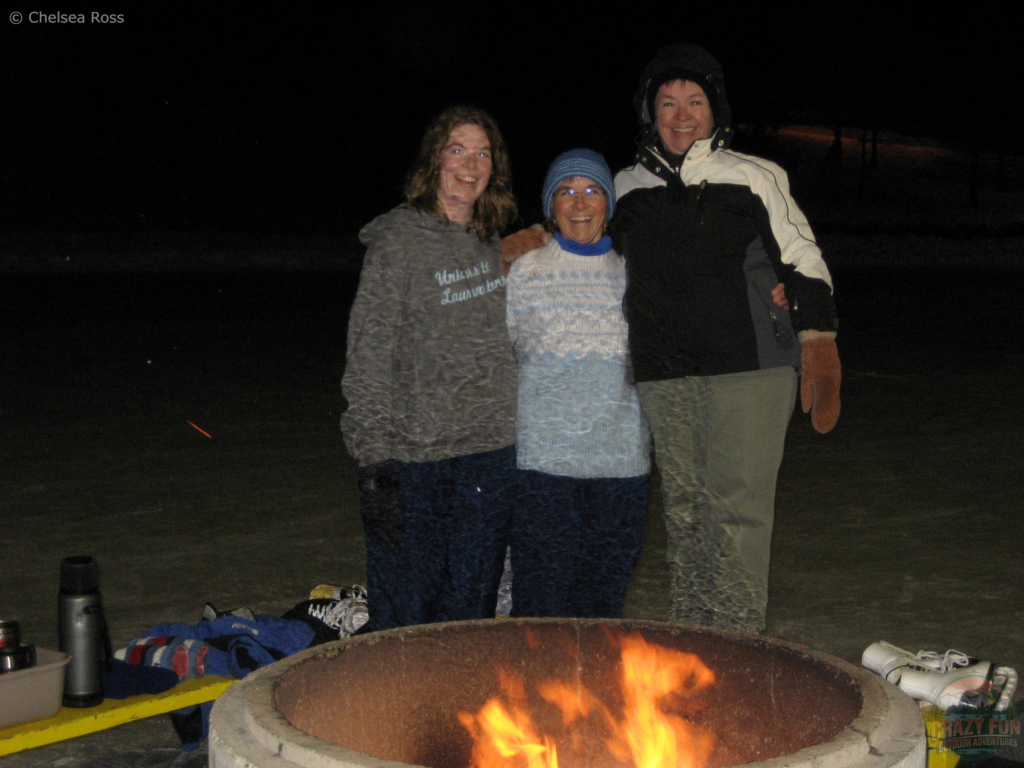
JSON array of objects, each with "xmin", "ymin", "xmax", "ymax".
[{"xmin": 0, "ymin": 648, "xmax": 70, "ymax": 729}]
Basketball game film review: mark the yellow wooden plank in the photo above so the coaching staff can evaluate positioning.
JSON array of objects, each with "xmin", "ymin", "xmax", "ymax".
[{"xmin": 0, "ymin": 676, "xmax": 237, "ymax": 756}]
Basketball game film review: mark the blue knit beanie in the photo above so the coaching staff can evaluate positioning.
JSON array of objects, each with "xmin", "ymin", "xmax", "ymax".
[{"xmin": 541, "ymin": 149, "xmax": 615, "ymax": 219}]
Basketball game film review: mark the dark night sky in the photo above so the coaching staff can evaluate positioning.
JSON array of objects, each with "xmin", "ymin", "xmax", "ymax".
[{"xmin": 0, "ymin": 5, "xmax": 1013, "ymax": 234}]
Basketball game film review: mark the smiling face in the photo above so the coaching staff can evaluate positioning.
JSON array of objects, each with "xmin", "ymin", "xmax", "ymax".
[
  {"xmin": 551, "ymin": 176, "xmax": 608, "ymax": 245},
  {"xmin": 436, "ymin": 123, "xmax": 493, "ymax": 224},
  {"xmin": 654, "ymin": 79, "xmax": 714, "ymax": 156}
]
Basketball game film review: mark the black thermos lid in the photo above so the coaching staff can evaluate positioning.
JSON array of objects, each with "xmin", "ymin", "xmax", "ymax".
[{"xmin": 60, "ymin": 556, "xmax": 99, "ymax": 594}]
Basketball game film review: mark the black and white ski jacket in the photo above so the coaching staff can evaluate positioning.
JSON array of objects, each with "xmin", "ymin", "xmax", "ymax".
[{"xmin": 611, "ymin": 137, "xmax": 838, "ymax": 383}]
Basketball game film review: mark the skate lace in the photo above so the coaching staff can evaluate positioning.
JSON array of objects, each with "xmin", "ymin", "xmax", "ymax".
[
  {"xmin": 339, "ymin": 584, "xmax": 367, "ymax": 601},
  {"xmin": 915, "ymin": 649, "xmax": 971, "ymax": 672},
  {"xmin": 324, "ymin": 593, "xmax": 368, "ymax": 635}
]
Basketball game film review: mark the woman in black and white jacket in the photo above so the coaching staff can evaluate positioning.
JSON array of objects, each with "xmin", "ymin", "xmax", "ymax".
[{"xmin": 610, "ymin": 43, "xmax": 841, "ymax": 633}]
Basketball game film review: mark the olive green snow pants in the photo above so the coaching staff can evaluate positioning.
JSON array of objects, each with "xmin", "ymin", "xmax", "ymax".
[{"xmin": 637, "ymin": 367, "xmax": 797, "ymax": 633}]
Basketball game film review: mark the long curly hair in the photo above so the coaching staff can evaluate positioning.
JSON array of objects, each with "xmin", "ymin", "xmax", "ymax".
[{"xmin": 404, "ymin": 105, "xmax": 517, "ymax": 242}]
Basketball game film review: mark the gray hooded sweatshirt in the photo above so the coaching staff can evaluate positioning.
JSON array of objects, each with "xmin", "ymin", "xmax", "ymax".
[{"xmin": 341, "ymin": 205, "xmax": 517, "ymax": 467}]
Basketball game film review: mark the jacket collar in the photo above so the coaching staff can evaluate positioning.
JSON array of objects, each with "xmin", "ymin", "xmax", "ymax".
[
  {"xmin": 638, "ymin": 131, "xmax": 720, "ymax": 183},
  {"xmin": 638, "ymin": 144, "xmax": 679, "ymax": 184}
]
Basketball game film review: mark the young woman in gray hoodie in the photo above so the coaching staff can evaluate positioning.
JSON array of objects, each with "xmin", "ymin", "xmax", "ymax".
[{"xmin": 342, "ymin": 106, "xmax": 519, "ymax": 632}]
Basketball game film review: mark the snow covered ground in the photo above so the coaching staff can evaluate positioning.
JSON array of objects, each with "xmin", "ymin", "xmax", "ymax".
[
  {"xmin": 2, "ymin": 260, "xmax": 1021, "ymax": 767},
  {"xmin": 2, "ymin": 129, "xmax": 1021, "ymax": 766}
]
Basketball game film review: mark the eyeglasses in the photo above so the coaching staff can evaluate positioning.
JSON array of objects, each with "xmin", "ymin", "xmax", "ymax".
[{"xmin": 553, "ymin": 186, "xmax": 607, "ymax": 200}]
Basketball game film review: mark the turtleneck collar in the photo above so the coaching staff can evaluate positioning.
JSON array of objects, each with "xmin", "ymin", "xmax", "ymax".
[{"xmin": 554, "ymin": 232, "xmax": 613, "ymax": 256}]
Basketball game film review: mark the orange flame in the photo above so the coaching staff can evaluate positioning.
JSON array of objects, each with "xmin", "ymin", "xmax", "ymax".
[
  {"xmin": 459, "ymin": 634, "xmax": 716, "ymax": 768},
  {"xmin": 607, "ymin": 635, "xmax": 716, "ymax": 768},
  {"xmin": 459, "ymin": 668, "xmax": 560, "ymax": 768}
]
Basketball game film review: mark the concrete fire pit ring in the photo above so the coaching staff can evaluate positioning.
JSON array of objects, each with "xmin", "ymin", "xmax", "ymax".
[{"xmin": 209, "ymin": 618, "xmax": 925, "ymax": 768}]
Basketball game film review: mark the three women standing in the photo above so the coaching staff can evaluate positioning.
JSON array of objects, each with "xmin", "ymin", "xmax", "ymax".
[{"xmin": 345, "ymin": 43, "xmax": 841, "ymax": 633}]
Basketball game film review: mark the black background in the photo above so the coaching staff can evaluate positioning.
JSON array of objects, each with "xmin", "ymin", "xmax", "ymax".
[{"xmin": 1, "ymin": 5, "xmax": 1014, "ymax": 235}]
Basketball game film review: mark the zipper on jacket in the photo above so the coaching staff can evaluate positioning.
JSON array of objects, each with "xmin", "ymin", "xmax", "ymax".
[
  {"xmin": 769, "ymin": 309, "xmax": 796, "ymax": 350},
  {"xmin": 695, "ymin": 180, "xmax": 707, "ymax": 225}
]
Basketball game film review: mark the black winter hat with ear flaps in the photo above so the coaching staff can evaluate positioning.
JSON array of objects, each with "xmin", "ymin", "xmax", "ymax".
[{"xmin": 634, "ymin": 43, "xmax": 733, "ymax": 150}]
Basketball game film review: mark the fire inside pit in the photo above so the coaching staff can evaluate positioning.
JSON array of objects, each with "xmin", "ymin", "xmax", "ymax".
[
  {"xmin": 209, "ymin": 619, "xmax": 926, "ymax": 768},
  {"xmin": 455, "ymin": 632, "xmax": 718, "ymax": 768}
]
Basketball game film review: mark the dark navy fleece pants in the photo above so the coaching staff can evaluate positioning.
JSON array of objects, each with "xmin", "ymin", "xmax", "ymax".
[
  {"xmin": 509, "ymin": 470, "xmax": 649, "ymax": 619},
  {"xmin": 363, "ymin": 445, "xmax": 516, "ymax": 632}
]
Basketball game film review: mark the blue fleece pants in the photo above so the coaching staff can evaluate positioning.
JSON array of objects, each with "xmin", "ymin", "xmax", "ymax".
[
  {"xmin": 509, "ymin": 470, "xmax": 649, "ymax": 619},
  {"xmin": 363, "ymin": 445, "xmax": 516, "ymax": 632}
]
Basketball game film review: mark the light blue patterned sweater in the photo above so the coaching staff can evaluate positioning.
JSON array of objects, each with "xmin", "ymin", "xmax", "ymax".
[{"xmin": 506, "ymin": 234, "xmax": 650, "ymax": 478}]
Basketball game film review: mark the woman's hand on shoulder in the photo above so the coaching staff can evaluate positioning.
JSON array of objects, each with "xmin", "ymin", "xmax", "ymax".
[{"xmin": 500, "ymin": 224, "xmax": 550, "ymax": 276}]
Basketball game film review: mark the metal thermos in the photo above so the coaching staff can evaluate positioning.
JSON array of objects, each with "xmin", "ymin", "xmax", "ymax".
[{"xmin": 58, "ymin": 556, "xmax": 106, "ymax": 707}]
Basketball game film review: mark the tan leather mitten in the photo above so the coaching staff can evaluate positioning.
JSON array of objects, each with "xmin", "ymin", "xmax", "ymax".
[{"xmin": 800, "ymin": 336, "xmax": 841, "ymax": 433}]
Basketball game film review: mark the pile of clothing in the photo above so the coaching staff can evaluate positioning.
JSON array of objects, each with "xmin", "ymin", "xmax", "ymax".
[{"xmin": 107, "ymin": 585, "xmax": 368, "ymax": 750}]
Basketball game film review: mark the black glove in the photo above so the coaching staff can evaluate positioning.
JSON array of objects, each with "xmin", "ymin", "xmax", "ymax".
[{"xmin": 357, "ymin": 460, "xmax": 406, "ymax": 551}]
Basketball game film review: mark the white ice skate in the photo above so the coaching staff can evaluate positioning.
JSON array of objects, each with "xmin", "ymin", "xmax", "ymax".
[
  {"xmin": 862, "ymin": 641, "xmax": 973, "ymax": 681},
  {"xmin": 862, "ymin": 641, "xmax": 1017, "ymax": 712},
  {"xmin": 323, "ymin": 585, "xmax": 370, "ymax": 637}
]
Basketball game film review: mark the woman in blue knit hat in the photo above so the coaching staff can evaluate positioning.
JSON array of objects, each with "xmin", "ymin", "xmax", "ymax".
[{"xmin": 505, "ymin": 148, "xmax": 650, "ymax": 618}]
